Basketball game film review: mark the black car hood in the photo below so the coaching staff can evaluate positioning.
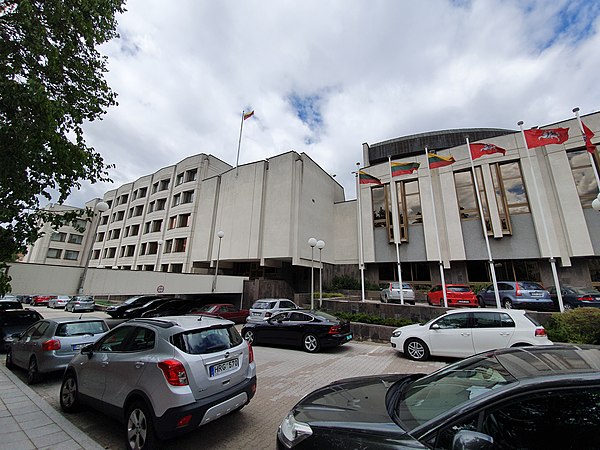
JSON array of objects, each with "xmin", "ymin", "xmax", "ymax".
[{"xmin": 293, "ymin": 374, "xmax": 423, "ymax": 436}]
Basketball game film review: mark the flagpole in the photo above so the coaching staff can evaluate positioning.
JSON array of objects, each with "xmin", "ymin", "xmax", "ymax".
[
  {"xmin": 388, "ymin": 157, "xmax": 404, "ymax": 304},
  {"xmin": 517, "ymin": 121, "xmax": 564, "ymax": 312},
  {"xmin": 235, "ymin": 110, "xmax": 245, "ymax": 176},
  {"xmin": 356, "ymin": 163, "xmax": 366, "ymax": 301},
  {"xmin": 466, "ymin": 138, "xmax": 501, "ymax": 308},
  {"xmin": 425, "ymin": 147, "xmax": 448, "ymax": 308},
  {"xmin": 573, "ymin": 107, "xmax": 600, "ymax": 188}
]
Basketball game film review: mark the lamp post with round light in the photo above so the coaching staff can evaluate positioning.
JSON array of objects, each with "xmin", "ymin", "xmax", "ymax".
[
  {"xmin": 593, "ymin": 193, "xmax": 600, "ymax": 211},
  {"xmin": 78, "ymin": 200, "xmax": 109, "ymax": 294},
  {"xmin": 212, "ymin": 230, "xmax": 225, "ymax": 292},
  {"xmin": 317, "ymin": 239, "xmax": 325, "ymax": 308},
  {"xmin": 308, "ymin": 238, "xmax": 317, "ymax": 310}
]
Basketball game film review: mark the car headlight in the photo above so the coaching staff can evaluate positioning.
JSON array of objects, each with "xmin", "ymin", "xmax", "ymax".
[
  {"xmin": 278, "ymin": 411, "xmax": 312, "ymax": 448},
  {"xmin": 392, "ymin": 330, "xmax": 402, "ymax": 338}
]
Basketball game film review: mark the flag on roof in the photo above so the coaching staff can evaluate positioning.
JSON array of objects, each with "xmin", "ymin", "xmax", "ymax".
[
  {"xmin": 358, "ymin": 171, "xmax": 382, "ymax": 185},
  {"xmin": 243, "ymin": 110, "xmax": 255, "ymax": 120},
  {"xmin": 470, "ymin": 143, "xmax": 507, "ymax": 160},
  {"xmin": 391, "ymin": 161, "xmax": 420, "ymax": 177},
  {"xmin": 582, "ymin": 121, "xmax": 597, "ymax": 155},
  {"xmin": 523, "ymin": 127, "xmax": 569, "ymax": 148},
  {"xmin": 428, "ymin": 153, "xmax": 455, "ymax": 169}
]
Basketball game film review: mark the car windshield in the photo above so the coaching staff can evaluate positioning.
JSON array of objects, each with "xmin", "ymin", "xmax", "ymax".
[
  {"xmin": 173, "ymin": 326, "xmax": 243, "ymax": 354},
  {"xmin": 447, "ymin": 286, "xmax": 471, "ymax": 292},
  {"xmin": 572, "ymin": 287, "xmax": 600, "ymax": 295},
  {"xmin": 519, "ymin": 282, "xmax": 544, "ymax": 290},
  {"xmin": 252, "ymin": 301, "xmax": 277, "ymax": 309},
  {"xmin": 56, "ymin": 321, "xmax": 108, "ymax": 337},
  {"xmin": 393, "ymin": 354, "xmax": 516, "ymax": 430}
]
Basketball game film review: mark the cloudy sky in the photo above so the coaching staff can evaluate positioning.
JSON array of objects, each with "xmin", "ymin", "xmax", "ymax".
[{"xmin": 69, "ymin": 0, "xmax": 600, "ymax": 207}]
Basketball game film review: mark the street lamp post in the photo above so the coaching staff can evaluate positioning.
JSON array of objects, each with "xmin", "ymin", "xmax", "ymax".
[
  {"xmin": 317, "ymin": 240, "xmax": 325, "ymax": 308},
  {"xmin": 308, "ymin": 238, "xmax": 317, "ymax": 310},
  {"xmin": 78, "ymin": 200, "xmax": 109, "ymax": 294},
  {"xmin": 211, "ymin": 230, "xmax": 225, "ymax": 292},
  {"xmin": 156, "ymin": 239, "xmax": 164, "ymax": 271}
]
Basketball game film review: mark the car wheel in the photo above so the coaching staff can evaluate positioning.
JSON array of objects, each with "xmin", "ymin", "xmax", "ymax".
[
  {"xmin": 477, "ymin": 296, "xmax": 485, "ymax": 308},
  {"xmin": 5, "ymin": 349, "xmax": 15, "ymax": 370},
  {"xmin": 303, "ymin": 334, "xmax": 321, "ymax": 353},
  {"xmin": 126, "ymin": 400, "xmax": 159, "ymax": 450},
  {"xmin": 404, "ymin": 338, "xmax": 430, "ymax": 361},
  {"xmin": 243, "ymin": 330, "xmax": 256, "ymax": 345},
  {"xmin": 27, "ymin": 357, "xmax": 39, "ymax": 385},
  {"xmin": 503, "ymin": 299, "xmax": 513, "ymax": 309},
  {"xmin": 60, "ymin": 372, "xmax": 80, "ymax": 412}
]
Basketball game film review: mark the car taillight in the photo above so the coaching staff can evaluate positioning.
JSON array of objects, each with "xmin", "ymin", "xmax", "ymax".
[
  {"xmin": 158, "ymin": 359, "xmax": 189, "ymax": 386},
  {"xmin": 515, "ymin": 283, "xmax": 522, "ymax": 297},
  {"xmin": 248, "ymin": 344, "xmax": 254, "ymax": 363},
  {"xmin": 328, "ymin": 325, "xmax": 341, "ymax": 335},
  {"xmin": 535, "ymin": 327, "xmax": 547, "ymax": 337},
  {"xmin": 41, "ymin": 339, "xmax": 61, "ymax": 351},
  {"xmin": 176, "ymin": 415, "xmax": 192, "ymax": 428},
  {"xmin": 578, "ymin": 296, "xmax": 593, "ymax": 301}
]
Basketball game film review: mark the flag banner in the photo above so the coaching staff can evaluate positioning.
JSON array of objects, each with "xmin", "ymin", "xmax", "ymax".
[
  {"xmin": 359, "ymin": 170, "xmax": 382, "ymax": 185},
  {"xmin": 428, "ymin": 153, "xmax": 456, "ymax": 169},
  {"xmin": 582, "ymin": 121, "xmax": 597, "ymax": 155},
  {"xmin": 470, "ymin": 143, "xmax": 507, "ymax": 160},
  {"xmin": 523, "ymin": 127, "xmax": 569, "ymax": 148},
  {"xmin": 391, "ymin": 161, "xmax": 420, "ymax": 177},
  {"xmin": 243, "ymin": 110, "xmax": 255, "ymax": 120}
]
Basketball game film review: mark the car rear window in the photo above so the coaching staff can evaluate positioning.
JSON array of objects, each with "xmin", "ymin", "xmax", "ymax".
[
  {"xmin": 447, "ymin": 286, "xmax": 471, "ymax": 292},
  {"xmin": 56, "ymin": 321, "xmax": 108, "ymax": 337},
  {"xmin": 524, "ymin": 313, "xmax": 542, "ymax": 326},
  {"xmin": 252, "ymin": 301, "xmax": 276, "ymax": 309},
  {"xmin": 0, "ymin": 301, "xmax": 22, "ymax": 310},
  {"xmin": 520, "ymin": 282, "xmax": 544, "ymax": 290},
  {"xmin": 173, "ymin": 326, "xmax": 243, "ymax": 354},
  {"xmin": 0, "ymin": 311, "xmax": 41, "ymax": 326}
]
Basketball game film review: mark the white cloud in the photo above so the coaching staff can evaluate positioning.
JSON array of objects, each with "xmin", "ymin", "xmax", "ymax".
[{"xmin": 65, "ymin": 0, "xmax": 600, "ymax": 207}]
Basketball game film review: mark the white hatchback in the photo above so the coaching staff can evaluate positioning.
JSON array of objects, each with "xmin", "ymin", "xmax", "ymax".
[{"xmin": 391, "ymin": 308, "xmax": 552, "ymax": 361}]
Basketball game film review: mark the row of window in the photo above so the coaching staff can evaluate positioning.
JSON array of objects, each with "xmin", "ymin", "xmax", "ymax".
[
  {"xmin": 99, "ymin": 214, "xmax": 192, "ymax": 244},
  {"xmin": 50, "ymin": 232, "xmax": 84, "ymax": 245},
  {"xmin": 112, "ymin": 263, "xmax": 184, "ymax": 273},
  {"xmin": 372, "ymin": 151, "xmax": 598, "ymax": 243},
  {"xmin": 92, "ymin": 238, "xmax": 188, "ymax": 260},
  {"xmin": 47, "ymin": 248, "xmax": 80, "ymax": 261}
]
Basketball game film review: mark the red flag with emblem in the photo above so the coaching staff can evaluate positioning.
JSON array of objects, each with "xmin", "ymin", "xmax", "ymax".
[
  {"xmin": 582, "ymin": 121, "xmax": 597, "ymax": 155},
  {"xmin": 523, "ymin": 127, "xmax": 569, "ymax": 148}
]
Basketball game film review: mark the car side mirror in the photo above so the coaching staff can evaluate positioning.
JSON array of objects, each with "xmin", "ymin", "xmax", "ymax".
[
  {"xmin": 452, "ymin": 430, "xmax": 493, "ymax": 450},
  {"xmin": 81, "ymin": 343, "xmax": 94, "ymax": 359}
]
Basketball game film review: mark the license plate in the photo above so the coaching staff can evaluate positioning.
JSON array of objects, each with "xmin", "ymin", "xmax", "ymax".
[
  {"xmin": 209, "ymin": 359, "xmax": 239, "ymax": 377},
  {"xmin": 346, "ymin": 334, "xmax": 353, "ymax": 341},
  {"xmin": 252, "ymin": 312, "xmax": 261, "ymax": 316},
  {"xmin": 458, "ymin": 300, "xmax": 469, "ymax": 303},
  {"xmin": 530, "ymin": 292, "xmax": 542, "ymax": 297}
]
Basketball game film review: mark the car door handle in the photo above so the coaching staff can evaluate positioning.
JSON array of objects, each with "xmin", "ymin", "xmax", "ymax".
[
  {"xmin": 135, "ymin": 362, "xmax": 145, "ymax": 369},
  {"xmin": 461, "ymin": 332, "xmax": 471, "ymax": 336}
]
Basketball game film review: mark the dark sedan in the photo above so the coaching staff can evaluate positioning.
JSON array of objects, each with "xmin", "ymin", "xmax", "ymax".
[
  {"xmin": 548, "ymin": 285, "xmax": 600, "ymax": 310},
  {"xmin": 120, "ymin": 297, "xmax": 173, "ymax": 319},
  {"xmin": 277, "ymin": 345, "xmax": 600, "ymax": 450},
  {"xmin": 104, "ymin": 295, "xmax": 165, "ymax": 318},
  {"xmin": 241, "ymin": 310, "xmax": 352, "ymax": 353},
  {"xmin": 1, "ymin": 309, "xmax": 43, "ymax": 352},
  {"xmin": 140, "ymin": 298, "xmax": 196, "ymax": 317}
]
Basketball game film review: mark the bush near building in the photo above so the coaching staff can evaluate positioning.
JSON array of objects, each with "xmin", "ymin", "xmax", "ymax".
[{"xmin": 544, "ymin": 308, "xmax": 600, "ymax": 345}]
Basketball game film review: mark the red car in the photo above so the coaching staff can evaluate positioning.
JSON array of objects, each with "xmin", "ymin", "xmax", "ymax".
[
  {"xmin": 191, "ymin": 303, "xmax": 250, "ymax": 324},
  {"xmin": 427, "ymin": 284, "xmax": 478, "ymax": 307},
  {"xmin": 32, "ymin": 295, "xmax": 55, "ymax": 306}
]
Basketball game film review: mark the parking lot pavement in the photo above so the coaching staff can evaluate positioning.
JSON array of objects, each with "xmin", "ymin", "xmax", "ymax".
[{"xmin": 3, "ymin": 340, "xmax": 447, "ymax": 449}]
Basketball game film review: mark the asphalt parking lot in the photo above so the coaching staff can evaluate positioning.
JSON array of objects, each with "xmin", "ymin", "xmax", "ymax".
[{"xmin": 4, "ymin": 308, "xmax": 447, "ymax": 449}]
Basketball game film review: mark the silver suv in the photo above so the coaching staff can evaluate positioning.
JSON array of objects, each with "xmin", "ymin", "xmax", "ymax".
[
  {"xmin": 59, "ymin": 316, "xmax": 257, "ymax": 449},
  {"xmin": 247, "ymin": 298, "xmax": 299, "ymax": 323}
]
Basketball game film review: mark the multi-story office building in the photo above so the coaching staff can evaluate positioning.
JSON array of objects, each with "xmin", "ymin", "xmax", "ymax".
[{"xmin": 24, "ymin": 111, "xmax": 600, "ymax": 292}]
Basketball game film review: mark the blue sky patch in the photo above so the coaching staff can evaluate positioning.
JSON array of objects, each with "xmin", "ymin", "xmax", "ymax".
[{"xmin": 288, "ymin": 93, "xmax": 323, "ymax": 132}]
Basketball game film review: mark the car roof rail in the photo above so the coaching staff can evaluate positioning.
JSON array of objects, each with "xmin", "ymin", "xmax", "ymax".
[{"xmin": 130, "ymin": 318, "xmax": 178, "ymax": 328}]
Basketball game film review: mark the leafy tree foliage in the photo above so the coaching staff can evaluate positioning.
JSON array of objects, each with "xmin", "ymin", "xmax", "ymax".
[{"xmin": 0, "ymin": 0, "xmax": 126, "ymax": 293}]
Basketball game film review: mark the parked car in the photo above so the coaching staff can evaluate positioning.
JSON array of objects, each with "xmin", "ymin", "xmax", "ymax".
[
  {"xmin": 140, "ymin": 298, "xmax": 196, "ymax": 317},
  {"xmin": 121, "ymin": 297, "xmax": 173, "ymax": 319},
  {"xmin": 277, "ymin": 345, "xmax": 600, "ymax": 450},
  {"xmin": 59, "ymin": 315, "xmax": 257, "ymax": 450},
  {"xmin": 242, "ymin": 310, "xmax": 352, "ymax": 353},
  {"xmin": 390, "ymin": 308, "xmax": 552, "ymax": 361},
  {"xmin": 548, "ymin": 285, "xmax": 600, "ymax": 310},
  {"xmin": 65, "ymin": 296, "xmax": 95, "ymax": 313},
  {"xmin": 477, "ymin": 281, "xmax": 554, "ymax": 311},
  {"xmin": 427, "ymin": 284, "xmax": 478, "ymax": 307},
  {"xmin": 191, "ymin": 303, "xmax": 250, "ymax": 324},
  {"xmin": 0, "ymin": 309, "xmax": 43, "ymax": 352},
  {"xmin": 105, "ymin": 295, "xmax": 165, "ymax": 318},
  {"xmin": 247, "ymin": 298, "xmax": 299, "ymax": 323},
  {"xmin": 32, "ymin": 295, "xmax": 55, "ymax": 306},
  {"xmin": 0, "ymin": 298, "xmax": 23, "ymax": 310},
  {"xmin": 6, "ymin": 317, "xmax": 109, "ymax": 384},
  {"xmin": 16, "ymin": 294, "xmax": 34, "ymax": 304},
  {"xmin": 0, "ymin": 294, "xmax": 19, "ymax": 302},
  {"xmin": 380, "ymin": 282, "xmax": 416, "ymax": 304},
  {"xmin": 48, "ymin": 295, "xmax": 71, "ymax": 309}
]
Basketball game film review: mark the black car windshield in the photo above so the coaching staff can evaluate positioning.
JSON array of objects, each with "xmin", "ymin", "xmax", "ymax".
[{"xmin": 394, "ymin": 354, "xmax": 516, "ymax": 430}]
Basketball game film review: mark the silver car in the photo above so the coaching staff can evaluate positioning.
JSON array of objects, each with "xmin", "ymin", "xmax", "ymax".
[
  {"xmin": 380, "ymin": 282, "xmax": 416, "ymax": 304},
  {"xmin": 65, "ymin": 295, "xmax": 95, "ymax": 312},
  {"xmin": 5, "ymin": 317, "xmax": 108, "ymax": 384},
  {"xmin": 246, "ymin": 298, "xmax": 300, "ymax": 323},
  {"xmin": 48, "ymin": 295, "xmax": 71, "ymax": 309},
  {"xmin": 59, "ymin": 316, "xmax": 257, "ymax": 450}
]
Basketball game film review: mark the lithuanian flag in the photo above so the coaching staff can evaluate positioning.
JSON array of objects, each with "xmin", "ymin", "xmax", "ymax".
[
  {"xmin": 391, "ymin": 161, "xmax": 420, "ymax": 177},
  {"xmin": 428, "ymin": 153, "xmax": 455, "ymax": 169},
  {"xmin": 243, "ymin": 110, "xmax": 255, "ymax": 120},
  {"xmin": 359, "ymin": 171, "xmax": 382, "ymax": 185}
]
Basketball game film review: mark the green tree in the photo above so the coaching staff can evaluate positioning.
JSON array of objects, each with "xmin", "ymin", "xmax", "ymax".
[{"xmin": 0, "ymin": 0, "xmax": 126, "ymax": 293}]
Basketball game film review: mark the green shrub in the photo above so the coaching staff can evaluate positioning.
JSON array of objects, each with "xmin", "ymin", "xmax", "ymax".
[
  {"xmin": 328, "ymin": 275, "xmax": 361, "ymax": 290},
  {"xmin": 332, "ymin": 311, "xmax": 414, "ymax": 328},
  {"xmin": 545, "ymin": 308, "xmax": 600, "ymax": 345}
]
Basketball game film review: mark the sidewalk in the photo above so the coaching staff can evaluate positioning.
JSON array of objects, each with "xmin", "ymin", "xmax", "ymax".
[{"xmin": 0, "ymin": 363, "xmax": 103, "ymax": 450}]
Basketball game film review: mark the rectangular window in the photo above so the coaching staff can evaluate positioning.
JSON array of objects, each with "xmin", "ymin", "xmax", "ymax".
[
  {"xmin": 116, "ymin": 211, "xmax": 124, "ymax": 221},
  {"xmin": 182, "ymin": 190, "xmax": 194, "ymax": 204},
  {"xmin": 73, "ymin": 218, "xmax": 87, "ymax": 230},
  {"xmin": 151, "ymin": 220, "xmax": 162, "ymax": 232},
  {"xmin": 126, "ymin": 245, "xmax": 135, "ymax": 257},
  {"xmin": 140, "ymin": 243, "xmax": 147, "ymax": 255},
  {"xmin": 119, "ymin": 194, "xmax": 129, "ymax": 205},
  {"xmin": 454, "ymin": 169, "xmax": 491, "ymax": 232},
  {"xmin": 110, "ymin": 229, "xmax": 121, "ymax": 240},
  {"xmin": 101, "ymin": 216, "xmax": 109, "ymax": 225},
  {"xmin": 50, "ymin": 232, "xmax": 67, "ymax": 242},
  {"xmin": 119, "ymin": 246, "xmax": 125, "ymax": 257},
  {"xmin": 106, "ymin": 200, "xmax": 113, "ymax": 209},
  {"xmin": 147, "ymin": 241, "xmax": 159, "ymax": 255},
  {"xmin": 130, "ymin": 224, "xmax": 140, "ymax": 236},
  {"xmin": 47, "ymin": 248, "xmax": 62, "ymax": 259},
  {"xmin": 568, "ymin": 149, "xmax": 598, "ymax": 208},
  {"xmin": 107, "ymin": 247, "xmax": 116, "ymax": 258},
  {"xmin": 168, "ymin": 216, "xmax": 177, "ymax": 230},
  {"xmin": 172, "ymin": 193, "xmax": 181, "ymax": 207},
  {"xmin": 160, "ymin": 179, "xmax": 170, "ymax": 191},
  {"xmin": 96, "ymin": 231, "xmax": 105, "ymax": 242},
  {"xmin": 64, "ymin": 250, "xmax": 79, "ymax": 260},
  {"xmin": 152, "ymin": 182, "xmax": 158, "ymax": 194},
  {"xmin": 68, "ymin": 234, "xmax": 84, "ymax": 244},
  {"xmin": 148, "ymin": 201, "xmax": 155, "ymax": 213},
  {"xmin": 143, "ymin": 222, "xmax": 150, "ymax": 234},
  {"xmin": 170, "ymin": 263, "xmax": 183, "ymax": 273},
  {"xmin": 134, "ymin": 205, "xmax": 143, "ymax": 216},
  {"xmin": 185, "ymin": 169, "xmax": 197, "ymax": 182},
  {"xmin": 175, "ymin": 173, "xmax": 184, "ymax": 186},
  {"xmin": 164, "ymin": 239, "xmax": 173, "ymax": 253},
  {"xmin": 156, "ymin": 198, "xmax": 166, "ymax": 210},
  {"xmin": 138, "ymin": 187, "xmax": 147, "ymax": 198},
  {"xmin": 124, "ymin": 226, "xmax": 130, "ymax": 237},
  {"xmin": 92, "ymin": 249, "xmax": 100, "ymax": 260},
  {"xmin": 178, "ymin": 213, "xmax": 190, "ymax": 227},
  {"xmin": 491, "ymin": 161, "xmax": 530, "ymax": 235},
  {"xmin": 127, "ymin": 207, "xmax": 133, "ymax": 219},
  {"xmin": 174, "ymin": 238, "xmax": 187, "ymax": 252}
]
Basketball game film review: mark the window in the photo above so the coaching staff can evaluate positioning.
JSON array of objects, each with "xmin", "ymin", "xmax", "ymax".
[
  {"xmin": 96, "ymin": 231, "xmax": 105, "ymax": 242},
  {"xmin": 371, "ymin": 185, "xmax": 388, "ymax": 229},
  {"xmin": 170, "ymin": 263, "xmax": 183, "ymax": 273},
  {"xmin": 151, "ymin": 220, "xmax": 162, "ymax": 232},
  {"xmin": 168, "ymin": 216, "xmax": 177, "ymax": 230},
  {"xmin": 73, "ymin": 218, "xmax": 87, "ymax": 230},
  {"xmin": 140, "ymin": 243, "xmax": 147, "ymax": 255},
  {"xmin": 175, "ymin": 173, "xmax": 184, "ymax": 186},
  {"xmin": 147, "ymin": 241, "xmax": 159, "ymax": 255},
  {"xmin": 68, "ymin": 234, "xmax": 83, "ymax": 244},
  {"xmin": 127, "ymin": 207, "xmax": 133, "ymax": 219},
  {"xmin": 47, "ymin": 248, "xmax": 62, "ymax": 259},
  {"xmin": 395, "ymin": 179, "xmax": 422, "ymax": 242},
  {"xmin": 92, "ymin": 250, "xmax": 100, "ymax": 260},
  {"xmin": 106, "ymin": 199, "xmax": 113, "ymax": 208},
  {"xmin": 130, "ymin": 224, "xmax": 140, "ymax": 236},
  {"xmin": 454, "ymin": 169, "xmax": 491, "ymax": 231},
  {"xmin": 185, "ymin": 169, "xmax": 197, "ymax": 182},
  {"xmin": 110, "ymin": 228, "xmax": 121, "ymax": 240},
  {"xmin": 494, "ymin": 261, "xmax": 541, "ymax": 282},
  {"xmin": 95, "ymin": 326, "xmax": 134, "ymax": 352},
  {"xmin": 148, "ymin": 201, "xmax": 155, "ymax": 213},
  {"xmin": 471, "ymin": 312, "xmax": 515, "ymax": 328},
  {"xmin": 107, "ymin": 247, "xmax": 116, "ymax": 258},
  {"xmin": 152, "ymin": 182, "xmax": 158, "ymax": 194},
  {"xmin": 119, "ymin": 194, "xmax": 129, "ymax": 205},
  {"xmin": 113, "ymin": 210, "xmax": 124, "ymax": 222},
  {"xmin": 568, "ymin": 149, "xmax": 598, "ymax": 208},
  {"xmin": 178, "ymin": 213, "xmax": 190, "ymax": 227},
  {"xmin": 101, "ymin": 216, "xmax": 109, "ymax": 225},
  {"xmin": 50, "ymin": 232, "xmax": 66, "ymax": 242},
  {"xmin": 64, "ymin": 250, "xmax": 79, "ymax": 260},
  {"xmin": 491, "ymin": 161, "xmax": 530, "ymax": 235},
  {"xmin": 138, "ymin": 187, "xmax": 148, "ymax": 198},
  {"xmin": 156, "ymin": 198, "xmax": 166, "ymax": 210},
  {"xmin": 174, "ymin": 238, "xmax": 187, "ymax": 252},
  {"xmin": 134, "ymin": 205, "xmax": 143, "ymax": 216},
  {"xmin": 125, "ymin": 245, "xmax": 135, "ymax": 257},
  {"xmin": 119, "ymin": 246, "xmax": 125, "ymax": 257},
  {"xmin": 434, "ymin": 313, "xmax": 469, "ymax": 329},
  {"xmin": 143, "ymin": 222, "xmax": 150, "ymax": 234},
  {"xmin": 172, "ymin": 193, "xmax": 181, "ymax": 207},
  {"xmin": 164, "ymin": 239, "xmax": 173, "ymax": 253},
  {"xmin": 124, "ymin": 226, "xmax": 130, "ymax": 237},
  {"xmin": 160, "ymin": 179, "xmax": 170, "ymax": 191},
  {"xmin": 182, "ymin": 190, "xmax": 194, "ymax": 203}
]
